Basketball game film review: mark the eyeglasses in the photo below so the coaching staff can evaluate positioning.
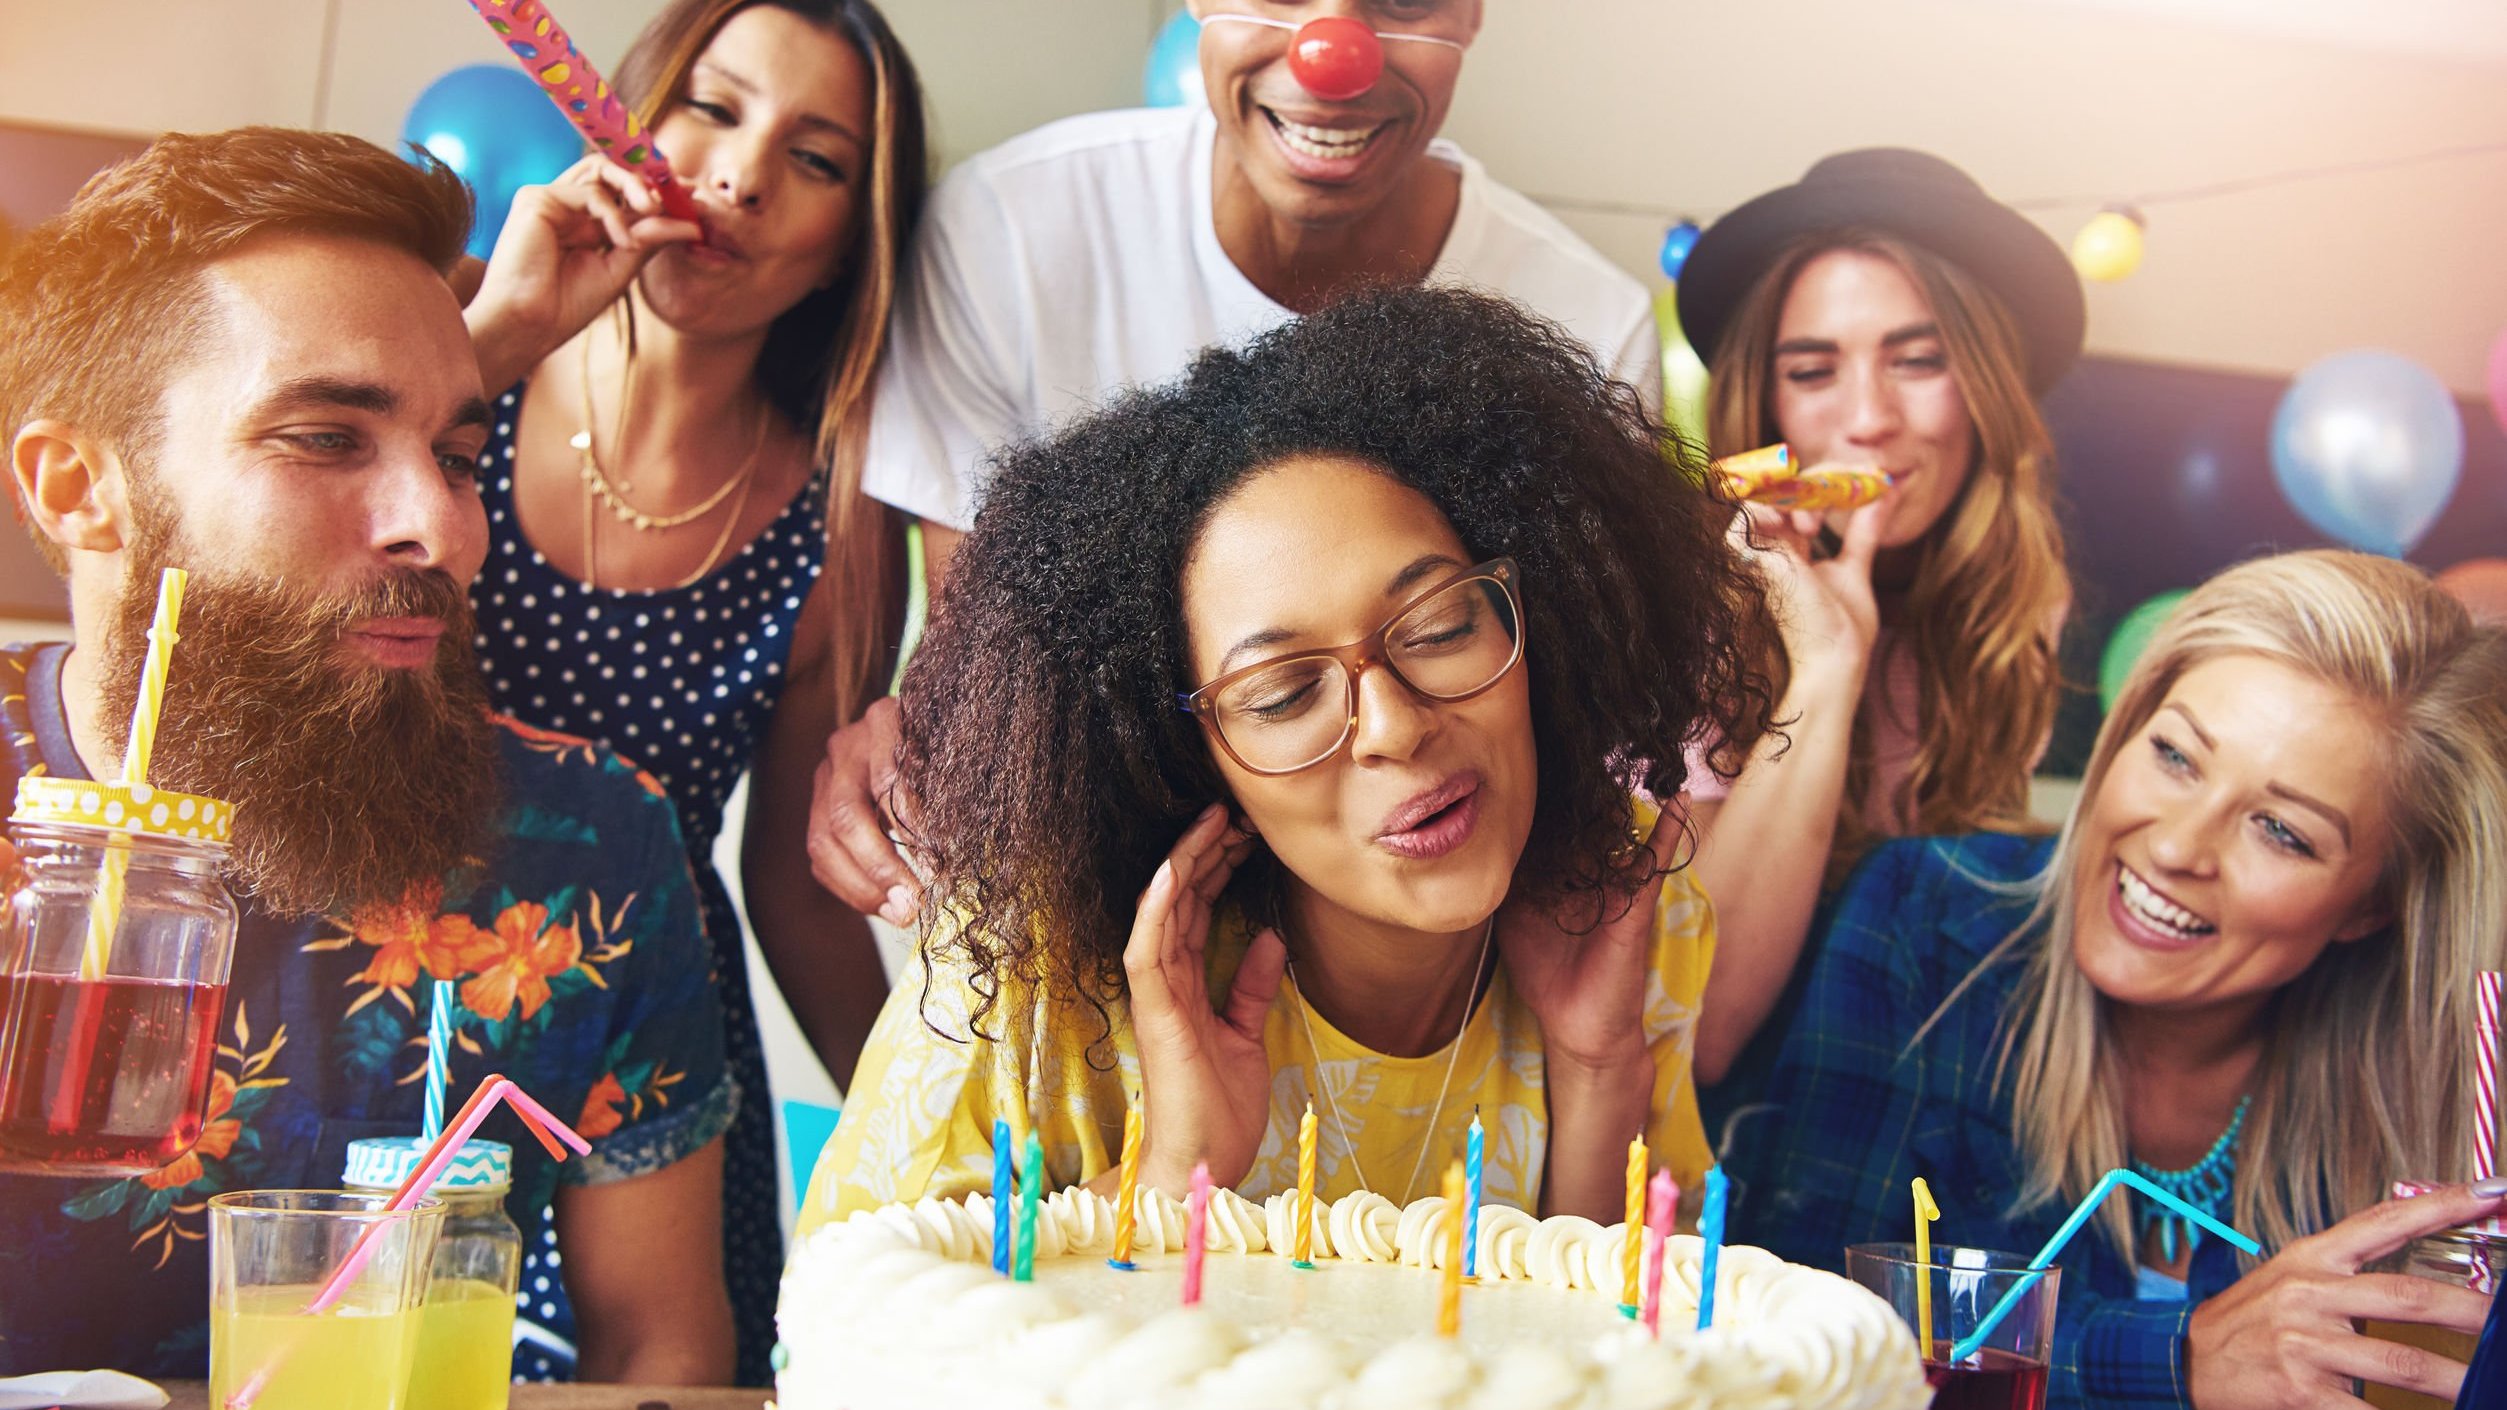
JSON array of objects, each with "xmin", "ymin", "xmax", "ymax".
[{"xmin": 1179, "ymin": 558, "xmax": 1524, "ymax": 776}]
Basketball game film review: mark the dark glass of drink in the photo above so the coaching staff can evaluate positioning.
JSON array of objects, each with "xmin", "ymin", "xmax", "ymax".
[{"xmin": 1846, "ymin": 1241, "xmax": 2058, "ymax": 1410}]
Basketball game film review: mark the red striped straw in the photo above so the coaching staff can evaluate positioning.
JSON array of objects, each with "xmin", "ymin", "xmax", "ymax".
[{"xmin": 2478, "ymin": 973, "xmax": 2503, "ymax": 1184}]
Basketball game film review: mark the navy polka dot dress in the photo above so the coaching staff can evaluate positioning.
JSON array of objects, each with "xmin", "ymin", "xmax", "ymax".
[{"xmin": 469, "ymin": 384, "xmax": 821, "ymax": 1387}]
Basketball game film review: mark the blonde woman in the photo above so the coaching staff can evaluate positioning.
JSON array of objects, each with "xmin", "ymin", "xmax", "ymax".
[
  {"xmin": 1673, "ymin": 149, "xmax": 2077, "ymax": 1102},
  {"xmin": 1737, "ymin": 550, "xmax": 2507, "ymax": 1409},
  {"xmin": 457, "ymin": 0, "xmax": 928, "ymax": 1382}
]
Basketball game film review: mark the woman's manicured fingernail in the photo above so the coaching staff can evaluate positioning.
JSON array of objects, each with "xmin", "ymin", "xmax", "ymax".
[{"xmin": 2472, "ymin": 1177, "xmax": 2507, "ymax": 1199}]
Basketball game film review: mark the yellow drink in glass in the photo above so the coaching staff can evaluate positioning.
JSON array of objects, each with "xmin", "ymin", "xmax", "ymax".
[
  {"xmin": 209, "ymin": 1283, "xmax": 423, "ymax": 1410},
  {"xmin": 407, "ymin": 1277, "xmax": 516, "ymax": 1410}
]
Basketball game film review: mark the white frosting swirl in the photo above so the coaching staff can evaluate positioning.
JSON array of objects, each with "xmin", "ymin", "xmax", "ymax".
[
  {"xmin": 1475, "ymin": 1204, "xmax": 1541, "ymax": 1282},
  {"xmin": 1525, "ymin": 1213, "xmax": 1608, "ymax": 1290},
  {"xmin": 1327, "ymin": 1190, "xmax": 1401, "ymax": 1263}
]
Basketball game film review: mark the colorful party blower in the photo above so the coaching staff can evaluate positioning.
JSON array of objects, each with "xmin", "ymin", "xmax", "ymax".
[
  {"xmin": 1948, "ymin": 1168, "xmax": 2257, "ymax": 1364},
  {"xmin": 459, "ymin": 0, "xmax": 705, "ymax": 226}
]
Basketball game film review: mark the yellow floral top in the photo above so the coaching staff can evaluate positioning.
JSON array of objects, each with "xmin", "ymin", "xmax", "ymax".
[{"xmin": 797, "ymin": 867, "xmax": 1716, "ymax": 1237}]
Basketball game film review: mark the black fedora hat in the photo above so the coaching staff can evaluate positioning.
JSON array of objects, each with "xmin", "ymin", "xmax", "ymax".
[{"xmin": 1676, "ymin": 149, "xmax": 2086, "ymax": 394}]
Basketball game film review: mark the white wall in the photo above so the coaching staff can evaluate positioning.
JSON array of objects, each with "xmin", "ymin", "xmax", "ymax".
[{"xmin": 6, "ymin": 1, "xmax": 2501, "ymax": 390}]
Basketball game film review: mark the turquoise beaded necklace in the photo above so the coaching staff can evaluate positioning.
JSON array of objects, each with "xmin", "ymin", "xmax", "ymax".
[{"xmin": 2131, "ymin": 1094, "xmax": 2250, "ymax": 1263}]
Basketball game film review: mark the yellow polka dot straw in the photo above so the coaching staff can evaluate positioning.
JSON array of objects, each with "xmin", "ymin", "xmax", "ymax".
[{"xmin": 76, "ymin": 567, "xmax": 186, "ymax": 981}]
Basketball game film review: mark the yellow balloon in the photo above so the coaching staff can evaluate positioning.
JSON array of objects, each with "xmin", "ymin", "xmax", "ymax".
[
  {"xmin": 1653, "ymin": 286, "xmax": 1711, "ymax": 452},
  {"xmin": 2071, "ymin": 210, "xmax": 2146, "ymax": 282}
]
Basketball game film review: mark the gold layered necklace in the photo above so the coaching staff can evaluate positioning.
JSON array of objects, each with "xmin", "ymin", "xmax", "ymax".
[
  {"xmin": 1285, "ymin": 918, "xmax": 1494, "ymax": 1206},
  {"xmin": 570, "ymin": 308, "xmax": 771, "ymax": 591}
]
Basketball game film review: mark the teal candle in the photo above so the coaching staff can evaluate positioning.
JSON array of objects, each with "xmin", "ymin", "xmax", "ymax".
[
  {"xmin": 1695, "ymin": 1164, "xmax": 1729, "ymax": 1331},
  {"xmin": 1463, "ymin": 1109, "xmax": 1484, "ymax": 1279},
  {"xmin": 1014, "ymin": 1129, "xmax": 1042, "ymax": 1282},
  {"xmin": 991, "ymin": 1118, "xmax": 1012, "ymax": 1276}
]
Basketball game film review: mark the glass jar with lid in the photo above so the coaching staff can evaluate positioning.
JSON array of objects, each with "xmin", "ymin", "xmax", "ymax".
[
  {"xmin": 346, "ymin": 1135, "xmax": 522, "ymax": 1410},
  {"xmin": 0, "ymin": 777, "xmax": 238, "ymax": 1176}
]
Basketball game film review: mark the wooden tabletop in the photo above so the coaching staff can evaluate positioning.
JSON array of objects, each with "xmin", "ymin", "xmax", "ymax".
[{"xmin": 162, "ymin": 1385, "xmax": 768, "ymax": 1409}]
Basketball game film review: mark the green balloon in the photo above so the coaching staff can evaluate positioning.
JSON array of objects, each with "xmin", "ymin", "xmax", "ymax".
[{"xmin": 2099, "ymin": 589, "xmax": 2192, "ymax": 712}]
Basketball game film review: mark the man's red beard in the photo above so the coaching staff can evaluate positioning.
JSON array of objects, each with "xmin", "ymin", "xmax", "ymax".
[{"xmin": 98, "ymin": 518, "xmax": 504, "ymax": 921}]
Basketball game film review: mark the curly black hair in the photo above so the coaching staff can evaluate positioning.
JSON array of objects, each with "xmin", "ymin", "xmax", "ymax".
[{"xmin": 898, "ymin": 284, "xmax": 1778, "ymax": 1052}]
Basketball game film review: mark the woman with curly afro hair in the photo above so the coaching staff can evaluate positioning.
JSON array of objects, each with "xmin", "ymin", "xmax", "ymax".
[{"xmin": 796, "ymin": 285, "xmax": 1778, "ymax": 1230}]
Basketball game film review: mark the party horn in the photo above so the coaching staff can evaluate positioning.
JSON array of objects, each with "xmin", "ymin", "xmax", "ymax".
[
  {"xmin": 1714, "ymin": 443, "xmax": 1893, "ymax": 513},
  {"xmin": 460, "ymin": 0, "xmax": 706, "ymax": 226}
]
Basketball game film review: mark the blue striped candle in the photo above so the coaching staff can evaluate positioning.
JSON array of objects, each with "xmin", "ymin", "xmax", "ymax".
[
  {"xmin": 1463, "ymin": 1109, "xmax": 1484, "ymax": 1279},
  {"xmin": 991, "ymin": 1118, "xmax": 1013, "ymax": 1275}
]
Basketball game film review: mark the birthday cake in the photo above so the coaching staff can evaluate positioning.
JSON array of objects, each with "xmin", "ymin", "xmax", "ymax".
[{"xmin": 773, "ymin": 1185, "xmax": 1929, "ymax": 1410}]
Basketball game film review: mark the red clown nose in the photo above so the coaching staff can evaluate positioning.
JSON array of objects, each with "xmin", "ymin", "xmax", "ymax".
[{"xmin": 1288, "ymin": 16, "xmax": 1384, "ymax": 100}]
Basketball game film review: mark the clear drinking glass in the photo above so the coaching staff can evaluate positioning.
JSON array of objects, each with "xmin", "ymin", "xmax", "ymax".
[
  {"xmin": 208, "ymin": 1191, "xmax": 446, "ymax": 1410},
  {"xmin": 1845, "ymin": 1242, "xmax": 2059, "ymax": 1410},
  {"xmin": 0, "ymin": 784, "xmax": 238, "ymax": 1177}
]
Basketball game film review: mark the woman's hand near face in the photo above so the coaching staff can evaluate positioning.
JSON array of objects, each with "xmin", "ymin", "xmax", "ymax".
[
  {"xmin": 1733, "ymin": 498, "xmax": 1886, "ymax": 684},
  {"xmin": 463, "ymin": 155, "xmax": 703, "ymax": 391},
  {"xmin": 1498, "ymin": 811, "xmax": 1675, "ymax": 1220},
  {"xmin": 2186, "ymin": 1181, "xmax": 2506, "ymax": 1409},
  {"xmin": 1123, "ymin": 803, "xmax": 1282, "ymax": 1196}
]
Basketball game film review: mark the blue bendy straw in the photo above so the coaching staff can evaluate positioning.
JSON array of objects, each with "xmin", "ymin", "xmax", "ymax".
[
  {"xmin": 1695, "ymin": 1164, "xmax": 1730, "ymax": 1331},
  {"xmin": 1947, "ymin": 1168, "xmax": 2258, "ymax": 1364}
]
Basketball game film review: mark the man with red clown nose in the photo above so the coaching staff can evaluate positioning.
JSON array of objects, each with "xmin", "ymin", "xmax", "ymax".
[{"xmin": 812, "ymin": 1, "xmax": 1657, "ymax": 922}]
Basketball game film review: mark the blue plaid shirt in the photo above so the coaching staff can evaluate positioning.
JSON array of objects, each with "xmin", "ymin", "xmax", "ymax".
[{"xmin": 1732, "ymin": 833, "xmax": 2241, "ymax": 1410}]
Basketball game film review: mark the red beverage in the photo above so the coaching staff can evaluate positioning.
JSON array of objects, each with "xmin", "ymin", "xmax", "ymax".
[
  {"xmin": 0, "ymin": 973, "xmax": 226, "ymax": 1176},
  {"xmin": 1925, "ymin": 1348, "xmax": 2050, "ymax": 1410}
]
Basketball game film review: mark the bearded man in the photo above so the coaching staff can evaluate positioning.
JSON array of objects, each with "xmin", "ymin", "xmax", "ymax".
[{"xmin": 0, "ymin": 128, "xmax": 734, "ymax": 1384}]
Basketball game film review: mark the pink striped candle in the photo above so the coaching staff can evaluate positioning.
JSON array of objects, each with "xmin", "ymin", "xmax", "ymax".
[
  {"xmin": 1182, "ymin": 1161, "xmax": 1211, "ymax": 1307},
  {"xmin": 1639, "ymin": 1168, "xmax": 1675, "ymax": 1337},
  {"xmin": 2477, "ymin": 972, "xmax": 2503, "ymax": 1182}
]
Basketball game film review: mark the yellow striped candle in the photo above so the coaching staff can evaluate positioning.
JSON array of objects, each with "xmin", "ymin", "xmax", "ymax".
[
  {"xmin": 1107, "ymin": 1102, "xmax": 1142, "ymax": 1269},
  {"xmin": 1437, "ymin": 1160, "xmax": 1466, "ymax": 1337},
  {"xmin": 1619, "ymin": 1134, "xmax": 1646, "ymax": 1311},
  {"xmin": 1293, "ymin": 1101, "xmax": 1317, "ymax": 1267},
  {"xmin": 78, "ymin": 567, "xmax": 186, "ymax": 981}
]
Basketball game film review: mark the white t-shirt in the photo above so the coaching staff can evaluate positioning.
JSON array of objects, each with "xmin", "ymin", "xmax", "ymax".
[{"xmin": 863, "ymin": 105, "xmax": 1661, "ymax": 530}]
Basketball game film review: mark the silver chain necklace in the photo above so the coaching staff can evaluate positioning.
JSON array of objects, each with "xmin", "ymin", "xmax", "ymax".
[{"xmin": 1284, "ymin": 918, "xmax": 1494, "ymax": 1206}]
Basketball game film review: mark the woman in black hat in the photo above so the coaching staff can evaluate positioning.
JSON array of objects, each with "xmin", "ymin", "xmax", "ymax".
[{"xmin": 1674, "ymin": 149, "xmax": 2079, "ymax": 1110}]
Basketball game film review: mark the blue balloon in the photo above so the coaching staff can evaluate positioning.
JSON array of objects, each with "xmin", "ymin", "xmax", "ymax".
[
  {"xmin": 1658, "ymin": 221, "xmax": 1701, "ymax": 281},
  {"xmin": 2269, "ymin": 349, "xmax": 2464, "ymax": 556},
  {"xmin": 1144, "ymin": 11, "xmax": 1204, "ymax": 109},
  {"xmin": 403, "ymin": 65, "xmax": 587, "ymax": 261}
]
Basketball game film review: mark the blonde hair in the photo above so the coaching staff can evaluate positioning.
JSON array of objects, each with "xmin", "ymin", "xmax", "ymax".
[
  {"xmin": 1990, "ymin": 550, "xmax": 2507, "ymax": 1259},
  {"xmin": 616, "ymin": 0, "xmax": 928, "ymax": 722},
  {"xmin": 1707, "ymin": 230, "xmax": 2069, "ymax": 873}
]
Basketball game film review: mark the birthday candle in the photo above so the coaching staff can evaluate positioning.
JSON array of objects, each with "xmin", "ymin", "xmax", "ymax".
[
  {"xmin": 991, "ymin": 1118, "xmax": 1012, "ymax": 1276},
  {"xmin": 1620, "ymin": 1134, "xmax": 1646, "ymax": 1311},
  {"xmin": 1015, "ymin": 1130, "xmax": 1042, "ymax": 1282},
  {"xmin": 1109, "ymin": 1103, "xmax": 1142, "ymax": 1270},
  {"xmin": 1463, "ymin": 1108, "xmax": 1484, "ymax": 1280},
  {"xmin": 1293, "ymin": 1101, "xmax": 1318, "ymax": 1268},
  {"xmin": 1639, "ymin": 1168, "xmax": 1675, "ymax": 1337},
  {"xmin": 1182, "ymin": 1161, "xmax": 1211, "ymax": 1307},
  {"xmin": 1696, "ymin": 1164, "xmax": 1730, "ymax": 1332},
  {"xmin": 1438, "ymin": 1160, "xmax": 1466, "ymax": 1337}
]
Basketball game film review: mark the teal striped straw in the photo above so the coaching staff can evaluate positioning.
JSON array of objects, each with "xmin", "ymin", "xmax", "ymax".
[
  {"xmin": 1948, "ymin": 1168, "xmax": 2258, "ymax": 1364},
  {"xmin": 423, "ymin": 979, "xmax": 453, "ymax": 1141}
]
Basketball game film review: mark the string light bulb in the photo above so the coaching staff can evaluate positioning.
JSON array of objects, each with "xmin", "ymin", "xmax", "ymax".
[{"xmin": 2071, "ymin": 205, "xmax": 2147, "ymax": 282}]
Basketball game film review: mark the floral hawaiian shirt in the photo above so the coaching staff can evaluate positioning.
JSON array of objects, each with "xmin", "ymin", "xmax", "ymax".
[{"xmin": 0, "ymin": 644, "xmax": 734, "ymax": 1377}]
